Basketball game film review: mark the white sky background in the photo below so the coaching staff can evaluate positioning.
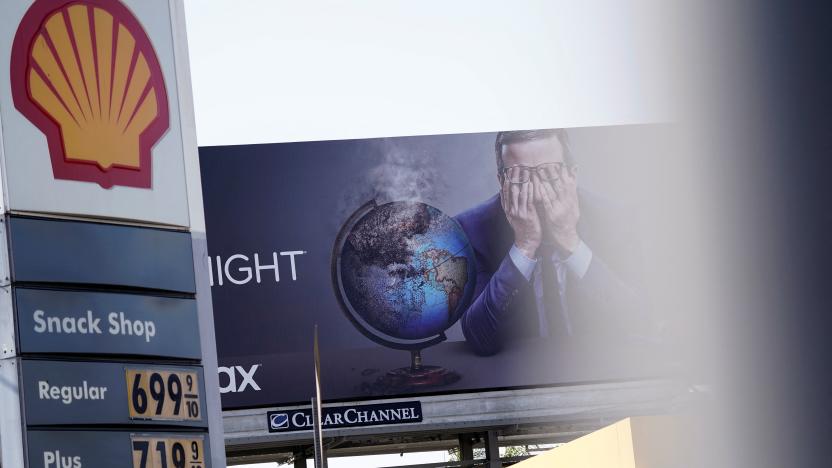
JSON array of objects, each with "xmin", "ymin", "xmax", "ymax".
[
  {"xmin": 182, "ymin": 1, "xmax": 678, "ymax": 466},
  {"xmin": 183, "ymin": 0, "xmax": 675, "ymax": 147}
]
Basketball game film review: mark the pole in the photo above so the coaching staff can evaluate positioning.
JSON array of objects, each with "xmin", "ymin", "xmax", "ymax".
[
  {"xmin": 293, "ymin": 448, "xmax": 308, "ymax": 468},
  {"xmin": 458, "ymin": 434, "xmax": 474, "ymax": 462},
  {"xmin": 484, "ymin": 430, "xmax": 500, "ymax": 468},
  {"xmin": 312, "ymin": 325, "xmax": 327, "ymax": 468}
]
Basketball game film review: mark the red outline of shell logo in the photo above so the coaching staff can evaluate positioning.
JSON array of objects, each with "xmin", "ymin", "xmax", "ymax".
[{"xmin": 10, "ymin": 0, "xmax": 169, "ymax": 189}]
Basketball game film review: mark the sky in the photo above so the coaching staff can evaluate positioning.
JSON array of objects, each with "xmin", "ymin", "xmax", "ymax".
[{"xmin": 182, "ymin": 0, "xmax": 672, "ymax": 148}]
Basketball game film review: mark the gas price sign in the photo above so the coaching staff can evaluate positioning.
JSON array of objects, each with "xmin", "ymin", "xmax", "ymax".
[
  {"xmin": 20, "ymin": 360, "xmax": 206, "ymax": 427},
  {"xmin": 0, "ymin": 1, "xmax": 222, "ymax": 467},
  {"xmin": 26, "ymin": 431, "xmax": 212, "ymax": 468},
  {"xmin": 131, "ymin": 435, "xmax": 206, "ymax": 468},
  {"xmin": 127, "ymin": 368, "xmax": 202, "ymax": 421}
]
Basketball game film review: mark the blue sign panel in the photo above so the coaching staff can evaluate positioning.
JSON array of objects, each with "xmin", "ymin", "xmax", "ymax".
[
  {"xmin": 15, "ymin": 288, "xmax": 201, "ymax": 359},
  {"xmin": 26, "ymin": 430, "xmax": 211, "ymax": 468},
  {"xmin": 20, "ymin": 360, "xmax": 207, "ymax": 427},
  {"xmin": 7, "ymin": 216, "xmax": 196, "ymax": 293}
]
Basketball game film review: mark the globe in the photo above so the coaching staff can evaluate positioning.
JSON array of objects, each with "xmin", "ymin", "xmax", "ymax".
[{"xmin": 332, "ymin": 200, "xmax": 477, "ymax": 350}]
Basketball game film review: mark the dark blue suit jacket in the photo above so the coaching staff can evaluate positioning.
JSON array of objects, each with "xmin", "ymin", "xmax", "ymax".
[{"xmin": 454, "ymin": 192, "xmax": 647, "ymax": 356}]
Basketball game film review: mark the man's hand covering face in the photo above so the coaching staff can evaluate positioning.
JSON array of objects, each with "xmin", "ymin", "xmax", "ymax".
[
  {"xmin": 501, "ymin": 175, "xmax": 542, "ymax": 259},
  {"xmin": 533, "ymin": 168, "xmax": 581, "ymax": 254}
]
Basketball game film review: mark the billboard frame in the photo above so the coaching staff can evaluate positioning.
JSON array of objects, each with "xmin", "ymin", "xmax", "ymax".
[{"xmin": 222, "ymin": 378, "xmax": 686, "ymax": 460}]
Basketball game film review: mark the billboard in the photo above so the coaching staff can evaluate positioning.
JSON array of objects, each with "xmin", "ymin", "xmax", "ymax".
[{"xmin": 201, "ymin": 125, "xmax": 673, "ymax": 410}]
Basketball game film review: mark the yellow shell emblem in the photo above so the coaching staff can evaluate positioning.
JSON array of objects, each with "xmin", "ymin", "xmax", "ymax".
[{"xmin": 12, "ymin": 0, "xmax": 169, "ymax": 189}]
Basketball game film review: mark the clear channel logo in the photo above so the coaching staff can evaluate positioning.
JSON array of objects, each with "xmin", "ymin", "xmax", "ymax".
[{"xmin": 269, "ymin": 413, "xmax": 290, "ymax": 430}]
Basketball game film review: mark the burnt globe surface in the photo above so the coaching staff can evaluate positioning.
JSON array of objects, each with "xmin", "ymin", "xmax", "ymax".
[{"xmin": 336, "ymin": 201, "xmax": 476, "ymax": 342}]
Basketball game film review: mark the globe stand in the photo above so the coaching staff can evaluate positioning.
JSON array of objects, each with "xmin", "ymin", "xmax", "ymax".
[{"xmin": 379, "ymin": 350, "xmax": 460, "ymax": 392}]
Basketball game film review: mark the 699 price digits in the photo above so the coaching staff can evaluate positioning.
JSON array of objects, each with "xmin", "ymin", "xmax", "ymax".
[{"xmin": 127, "ymin": 369, "xmax": 201, "ymax": 421}]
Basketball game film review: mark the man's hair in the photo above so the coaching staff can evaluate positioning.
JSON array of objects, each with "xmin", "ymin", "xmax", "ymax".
[{"xmin": 494, "ymin": 128, "xmax": 574, "ymax": 171}]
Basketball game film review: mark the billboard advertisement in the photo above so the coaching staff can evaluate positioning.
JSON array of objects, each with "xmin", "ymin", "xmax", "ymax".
[{"xmin": 201, "ymin": 125, "xmax": 674, "ymax": 409}]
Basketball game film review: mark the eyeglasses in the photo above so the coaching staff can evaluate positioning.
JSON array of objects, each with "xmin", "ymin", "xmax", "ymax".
[{"xmin": 500, "ymin": 162, "xmax": 571, "ymax": 184}]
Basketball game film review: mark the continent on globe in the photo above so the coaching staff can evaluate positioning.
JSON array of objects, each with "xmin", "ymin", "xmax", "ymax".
[{"xmin": 420, "ymin": 248, "xmax": 468, "ymax": 314}]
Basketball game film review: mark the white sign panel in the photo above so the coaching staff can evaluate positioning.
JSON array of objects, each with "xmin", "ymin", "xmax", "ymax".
[{"xmin": 0, "ymin": 0, "xmax": 190, "ymax": 227}]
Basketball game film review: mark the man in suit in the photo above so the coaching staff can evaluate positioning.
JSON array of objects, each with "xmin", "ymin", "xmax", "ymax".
[{"xmin": 455, "ymin": 129, "xmax": 647, "ymax": 356}]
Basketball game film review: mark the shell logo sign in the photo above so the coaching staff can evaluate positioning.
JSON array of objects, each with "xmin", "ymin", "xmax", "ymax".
[{"xmin": 10, "ymin": 0, "xmax": 169, "ymax": 189}]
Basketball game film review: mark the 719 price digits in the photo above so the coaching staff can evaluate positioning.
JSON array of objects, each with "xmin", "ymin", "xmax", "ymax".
[{"xmin": 131, "ymin": 436, "xmax": 205, "ymax": 468}]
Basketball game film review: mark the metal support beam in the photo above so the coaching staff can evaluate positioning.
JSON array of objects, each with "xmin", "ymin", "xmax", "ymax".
[
  {"xmin": 293, "ymin": 449, "xmax": 308, "ymax": 468},
  {"xmin": 484, "ymin": 430, "xmax": 500, "ymax": 468},
  {"xmin": 458, "ymin": 434, "xmax": 474, "ymax": 462}
]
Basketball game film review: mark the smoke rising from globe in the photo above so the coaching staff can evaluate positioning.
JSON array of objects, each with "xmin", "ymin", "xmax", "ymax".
[
  {"xmin": 335, "ymin": 138, "xmax": 449, "ymax": 232},
  {"xmin": 368, "ymin": 138, "xmax": 447, "ymax": 203}
]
